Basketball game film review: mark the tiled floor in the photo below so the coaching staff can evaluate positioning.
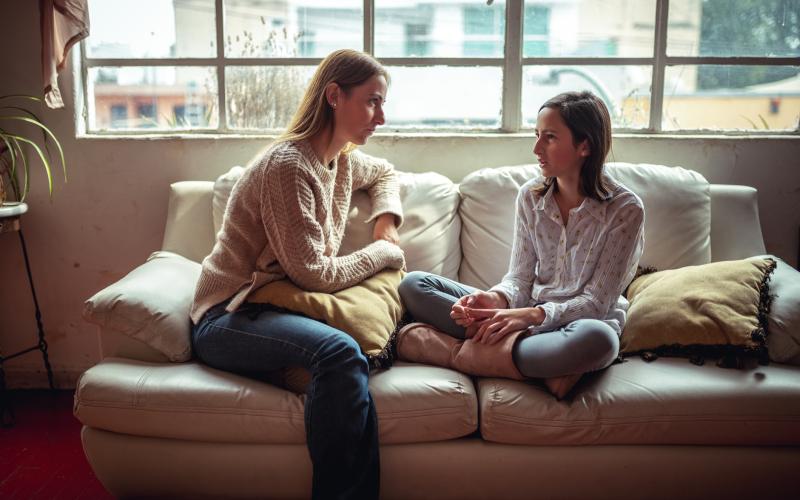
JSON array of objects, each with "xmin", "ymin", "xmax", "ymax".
[{"xmin": 0, "ymin": 390, "xmax": 112, "ymax": 499}]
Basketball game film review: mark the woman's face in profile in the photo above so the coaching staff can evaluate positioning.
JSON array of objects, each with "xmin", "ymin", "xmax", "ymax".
[{"xmin": 335, "ymin": 75, "xmax": 388, "ymax": 145}]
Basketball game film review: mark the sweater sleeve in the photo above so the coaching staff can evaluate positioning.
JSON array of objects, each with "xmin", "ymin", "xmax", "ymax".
[
  {"xmin": 262, "ymin": 162, "xmax": 404, "ymax": 293},
  {"xmin": 349, "ymin": 149, "xmax": 404, "ymax": 227},
  {"xmin": 535, "ymin": 200, "xmax": 645, "ymax": 331},
  {"xmin": 489, "ymin": 187, "xmax": 538, "ymax": 308}
]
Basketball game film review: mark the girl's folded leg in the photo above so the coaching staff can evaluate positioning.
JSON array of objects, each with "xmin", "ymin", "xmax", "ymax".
[
  {"xmin": 512, "ymin": 319, "xmax": 620, "ymax": 399},
  {"xmin": 398, "ymin": 271, "xmax": 478, "ymax": 339}
]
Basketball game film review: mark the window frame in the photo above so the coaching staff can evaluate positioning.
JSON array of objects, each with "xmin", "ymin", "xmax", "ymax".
[{"xmin": 78, "ymin": 0, "xmax": 800, "ymax": 136}]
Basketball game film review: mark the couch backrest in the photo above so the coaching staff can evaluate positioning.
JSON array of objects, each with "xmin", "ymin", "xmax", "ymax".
[
  {"xmin": 168, "ymin": 169, "xmax": 463, "ymax": 279},
  {"xmin": 162, "ymin": 165, "xmax": 766, "ymax": 286},
  {"xmin": 457, "ymin": 163, "xmax": 714, "ymax": 288}
]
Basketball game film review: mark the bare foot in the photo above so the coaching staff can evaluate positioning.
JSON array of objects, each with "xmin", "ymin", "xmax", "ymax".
[{"xmin": 544, "ymin": 373, "xmax": 583, "ymax": 400}]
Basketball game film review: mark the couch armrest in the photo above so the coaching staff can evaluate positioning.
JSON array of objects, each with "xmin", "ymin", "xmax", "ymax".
[
  {"xmin": 710, "ymin": 184, "xmax": 766, "ymax": 261},
  {"xmin": 162, "ymin": 181, "xmax": 216, "ymax": 264},
  {"xmin": 83, "ymin": 251, "xmax": 201, "ymax": 362},
  {"xmin": 92, "ymin": 325, "xmax": 171, "ymax": 363}
]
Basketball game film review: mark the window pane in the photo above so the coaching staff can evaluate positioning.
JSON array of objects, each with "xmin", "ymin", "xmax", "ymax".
[
  {"xmin": 86, "ymin": 0, "xmax": 216, "ymax": 58},
  {"xmin": 383, "ymin": 67, "xmax": 502, "ymax": 128},
  {"xmin": 523, "ymin": 0, "xmax": 656, "ymax": 57},
  {"xmin": 224, "ymin": 1, "xmax": 362, "ymax": 58},
  {"xmin": 522, "ymin": 66, "xmax": 652, "ymax": 129},
  {"xmin": 226, "ymin": 66, "xmax": 316, "ymax": 130},
  {"xmin": 375, "ymin": 1, "xmax": 506, "ymax": 57},
  {"xmin": 668, "ymin": 0, "xmax": 800, "ymax": 57},
  {"xmin": 663, "ymin": 65, "xmax": 800, "ymax": 130},
  {"xmin": 88, "ymin": 67, "xmax": 218, "ymax": 131}
]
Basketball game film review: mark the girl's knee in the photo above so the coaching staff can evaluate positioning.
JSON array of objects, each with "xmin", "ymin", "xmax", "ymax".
[
  {"xmin": 398, "ymin": 271, "xmax": 430, "ymax": 303},
  {"xmin": 578, "ymin": 320, "xmax": 619, "ymax": 368}
]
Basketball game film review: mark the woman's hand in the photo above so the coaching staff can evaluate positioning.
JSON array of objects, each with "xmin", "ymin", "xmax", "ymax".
[
  {"xmin": 373, "ymin": 214, "xmax": 400, "ymax": 245},
  {"xmin": 450, "ymin": 291, "xmax": 508, "ymax": 327},
  {"xmin": 466, "ymin": 307, "xmax": 545, "ymax": 345}
]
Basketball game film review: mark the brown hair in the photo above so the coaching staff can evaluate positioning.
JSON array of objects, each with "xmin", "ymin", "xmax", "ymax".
[
  {"xmin": 533, "ymin": 91, "xmax": 613, "ymax": 201},
  {"xmin": 277, "ymin": 49, "xmax": 389, "ymax": 152}
]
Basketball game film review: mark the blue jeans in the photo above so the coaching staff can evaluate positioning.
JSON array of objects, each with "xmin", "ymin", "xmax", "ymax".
[
  {"xmin": 399, "ymin": 271, "xmax": 619, "ymax": 378},
  {"xmin": 192, "ymin": 301, "xmax": 379, "ymax": 500}
]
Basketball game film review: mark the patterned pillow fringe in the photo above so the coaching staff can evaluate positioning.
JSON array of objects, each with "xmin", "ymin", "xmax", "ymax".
[
  {"xmin": 625, "ymin": 258, "xmax": 777, "ymax": 368},
  {"xmin": 623, "ymin": 265, "xmax": 658, "ymax": 298},
  {"xmin": 366, "ymin": 312, "xmax": 413, "ymax": 370}
]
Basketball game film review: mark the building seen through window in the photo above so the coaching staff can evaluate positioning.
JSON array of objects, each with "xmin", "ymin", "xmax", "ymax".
[{"xmin": 84, "ymin": 0, "xmax": 799, "ymax": 133}]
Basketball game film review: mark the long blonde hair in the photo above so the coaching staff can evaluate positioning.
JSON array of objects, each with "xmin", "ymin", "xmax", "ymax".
[{"xmin": 277, "ymin": 49, "xmax": 389, "ymax": 152}]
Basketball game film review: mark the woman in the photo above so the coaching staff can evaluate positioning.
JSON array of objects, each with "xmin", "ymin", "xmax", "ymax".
[
  {"xmin": 190, "ymin": 49, "xmax": 404, "ymax": 499},
  {"xmin": 398, "ymin": 91, "xmax": 645, "ymax": 399}
]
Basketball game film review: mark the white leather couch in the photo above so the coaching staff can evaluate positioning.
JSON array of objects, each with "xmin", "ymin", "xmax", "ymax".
[{"xmin": 75, "ymin": 163, "xmax": 800, "ymax": 499}]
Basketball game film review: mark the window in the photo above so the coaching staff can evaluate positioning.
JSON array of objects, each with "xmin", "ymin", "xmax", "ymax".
[
  {"xmin": 463, "ymin": 5, "xmax": 504, "ymax": 57},
  {"xmin": 136, "ymin": 103, "xmax": 156, "ymax": 128},
  {"xmin": 405, "ymin": 23, "xmax": 431, "ymax": 57},
  {"xmin": 81, "ymin": 0, "xmax": 799, "ymax": 134},
  {"xmin": 174, "ymin": 103, "xmax": 208, "ymax": 126},
  {"xmin": 110, "ymin": 104, "xmax": 128, "ymax": 128}
]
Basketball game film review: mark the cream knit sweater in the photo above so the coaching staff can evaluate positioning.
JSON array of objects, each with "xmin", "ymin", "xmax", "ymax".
[{"xmin": 190, "ymin": 139, "xmax": 405, "ymax": 324}]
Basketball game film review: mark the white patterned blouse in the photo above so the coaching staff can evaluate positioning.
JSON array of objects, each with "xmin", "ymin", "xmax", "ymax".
[{"xmin": 489, "ymin": 174, "xmax": 645, "ymax": 335}]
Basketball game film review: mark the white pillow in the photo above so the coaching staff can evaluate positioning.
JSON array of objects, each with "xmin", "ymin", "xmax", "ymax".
[
  {"xmin": 606, "ymin": 162, "xmax": 711, "ymax": 270},
  {"xmin": 213, "ymin": 166, "xmax": 462, "ymax": 280},
  {"xmin": 83, "ymin": 251, "xmax": 201, "ymax": 362},
  {"xmin": 457, "ymin": 163, "xmax": 711, "ymax": 290},
  {"xmin": 750, "ymin": 255, "xmax": 800, "ymax": 365},
  {"xmin": 458, "ymin": 164, "xmax": 538, "ymax": 289},
  {"xmin": 340, "ymin": 171, "xmax": 462, "ymax": 279}
]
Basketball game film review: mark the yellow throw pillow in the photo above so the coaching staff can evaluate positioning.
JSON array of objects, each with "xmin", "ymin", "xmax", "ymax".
[
  {"xmin": 248, "ymin": 269, "xmax": 405, "ymax": 364},
  {"xmin": 622, "ymin": 258, "xmax": 776, "ymax": 365}
]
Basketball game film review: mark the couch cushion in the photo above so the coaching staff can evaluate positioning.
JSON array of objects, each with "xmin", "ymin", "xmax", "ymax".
[
  {"xmin": 457, "ymin": 163, "xmax": 710, "ymax": 289},
  {"xmin": 479, "ymin": 357, "xmax": 800, "ymax": 446},
  {"xmin": 74, "ymin": 358, "xmax": 477, "ymax": 445},
  {"xmin": 213, "ymin": 167, "xmax": 462, "ymax": 280}
]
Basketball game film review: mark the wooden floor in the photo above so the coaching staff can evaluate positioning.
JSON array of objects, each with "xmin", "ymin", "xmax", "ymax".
[{"xmin": 0, "ymin": 390, "xmax": 112, "ymax": 499}]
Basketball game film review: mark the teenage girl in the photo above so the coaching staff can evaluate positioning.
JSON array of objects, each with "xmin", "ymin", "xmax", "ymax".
[{"xmin": 399, "ymin": 91, "xmax": 645, "ymax": 398}]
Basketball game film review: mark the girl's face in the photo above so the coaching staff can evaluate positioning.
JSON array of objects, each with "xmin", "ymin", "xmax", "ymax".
[
  {"xmin": 533, "ymin": 106, "xmax": 589, "ymax": 179},
  {"xmin": 332, "ymin": 74, "xmax": 387, "ymax": 145}
]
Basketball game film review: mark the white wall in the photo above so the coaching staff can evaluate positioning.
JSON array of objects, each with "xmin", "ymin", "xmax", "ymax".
[{"xmin": 1, "ymin": 0, "xmax": 799, "ymax": 388}]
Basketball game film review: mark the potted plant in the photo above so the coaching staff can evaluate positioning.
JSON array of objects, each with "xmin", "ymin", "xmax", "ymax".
[{"xmin": 0, "ymin": 95, "xmax": 66, "ymax": 206}]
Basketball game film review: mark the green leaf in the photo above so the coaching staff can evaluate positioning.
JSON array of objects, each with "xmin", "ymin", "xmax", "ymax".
[
  {"xmin": 0, "ymin": 131, "xmax": 17, "ymax": 177},
  {"xmin": 0, "ymin": 116, "xmax": 66, "ymax": 182},
  {"xmin": 0, "ymin": 105, "xmax": 49, "ymax": 145},
  {"xmin": 0, "ymin": 95, "xmax": 42, "ymax": 104},
  {"xmin": 740, "ymin": 115, "xmax": 758, "ymax": 128},
  {"xmin": 10, "ymin": 136, "xmax": 28, "ymax": 202},
  {"xmin": 8, "ymin": 134, "xmax": 53, "ymax": 199}
]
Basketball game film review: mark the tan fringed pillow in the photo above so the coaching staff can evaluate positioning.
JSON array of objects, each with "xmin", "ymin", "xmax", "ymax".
[
  {"xmin": 622, "ymin": 258, "xmax": 776, "ymax": 366},
  {"xmin": 249, "ymin": 269, "xmax": 405, "ymax": 366}
]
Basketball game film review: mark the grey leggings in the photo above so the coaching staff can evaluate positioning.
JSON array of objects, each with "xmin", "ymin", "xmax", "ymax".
[{"xmin": 398, "ymin": 271, "xmax": 620, "ymax": 378}]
